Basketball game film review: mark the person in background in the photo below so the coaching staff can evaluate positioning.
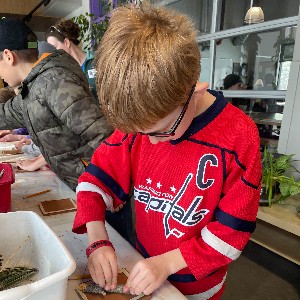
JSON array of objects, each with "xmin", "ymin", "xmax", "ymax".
[
  {"xmin": 2, "ymin": 41, "xmax": 53, "ymax": 172},
  {"xmin": 0, "ymin": 18, "xmax": 133, "ymax": 243},
  {"xmin": 0, "ymin": 87, "xmax": 28, "ymax": 141},
  {"xmin": 0, "ymin": 18, "xmax": 112, "ymax": 190},
  {"xmin": 73, "ymin": 3, "xmax": 262, "ymax": 299},
  {"xmin": 253, "ymin": 79, "xmax": 264, "ymax": 90},
  {"xmin": 46, "ymin": 19, "xmax": 98, "ymax": 102},
  {"xmin": 223, "ymin": 73, "xmax": 250, "ymax": 111},
  {"xmin": 223, "ymin": 74, "xmax": 244, "ymax": 91},
  {"xmin": 0, "ymin": 42, "xmax": 54, "ymax": 142}
]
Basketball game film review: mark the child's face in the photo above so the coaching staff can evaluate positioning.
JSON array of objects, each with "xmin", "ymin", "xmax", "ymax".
[
  {"xmin": 138, "ymin": 95, "xmax": 196, "ymax": 144},
  {"xmin": 137, "ymin": 84, "xmax": 197, "ymax": 144}
]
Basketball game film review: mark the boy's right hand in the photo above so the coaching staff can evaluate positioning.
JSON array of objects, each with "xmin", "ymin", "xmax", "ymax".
[
  {"xmin": 87, "ymin": 244, "xmax": 118, "ymax": 291},
  {"xmin": 86, "ymin": 221, "xmax": 118, "ymax": 291}
]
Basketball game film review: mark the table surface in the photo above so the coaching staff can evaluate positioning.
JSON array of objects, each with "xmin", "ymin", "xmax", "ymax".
[{"xmin": 2, "ymin": 149, "xmax": 186, "ymax": 300}]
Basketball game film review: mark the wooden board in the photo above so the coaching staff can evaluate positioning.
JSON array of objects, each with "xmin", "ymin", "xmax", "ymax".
[
  {"xmin": 38, "ymin": 198, "xmax": 77, "ymax": 216},
  {"xmin": 76, "ymin": 270, "xmax": 151, "ymax": 300},
  {"xmin": 0, "ymin": 149, "xmax": 19, "ymax": 155}
]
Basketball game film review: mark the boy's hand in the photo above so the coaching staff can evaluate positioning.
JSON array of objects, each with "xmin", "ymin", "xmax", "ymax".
[
  {"xmin": 124, "ymin": 248, "xmax": 187, "ymax": 295},
  {"xmin": 88, "ymin": 245, "xmax": 118, "ymax": 291},
  {"xmin": 123, "ymin": 256, "xmax": 170, "ymax": 296}
]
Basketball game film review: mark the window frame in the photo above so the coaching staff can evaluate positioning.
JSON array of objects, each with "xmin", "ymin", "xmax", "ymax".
[{"xmin": 195, "ymin": 0, "xmax": 298, "ymax": 99}]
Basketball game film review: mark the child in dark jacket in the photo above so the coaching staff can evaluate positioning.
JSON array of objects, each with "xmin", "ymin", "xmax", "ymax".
[{"xmin": 0, "ymin": 18, "xmax": 112, "ymax": 190}]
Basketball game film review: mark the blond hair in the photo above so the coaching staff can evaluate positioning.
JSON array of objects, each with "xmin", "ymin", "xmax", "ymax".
[{"xmin": 95, "ymin": 2, "xmax": 200, "ymax": 132}]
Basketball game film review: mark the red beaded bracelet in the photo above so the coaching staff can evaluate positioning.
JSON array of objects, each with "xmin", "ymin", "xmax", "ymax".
[{"xmin": 86, "ymin": 240, "xmax": 115, "ymax": 258}]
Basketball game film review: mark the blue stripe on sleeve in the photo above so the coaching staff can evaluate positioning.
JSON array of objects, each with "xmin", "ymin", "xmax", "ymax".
[
  {"xmin": 86, "ymin": 163, "xmax": 130, "ymax": 202},
  {"xmin": 215, "ymin": 207, "xmax": 256, "ymax": 233}
]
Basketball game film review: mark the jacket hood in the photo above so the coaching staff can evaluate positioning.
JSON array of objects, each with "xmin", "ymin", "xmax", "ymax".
[{"xmin": 22, "ymin": 49, "xmax": 87, "ymax": 92}]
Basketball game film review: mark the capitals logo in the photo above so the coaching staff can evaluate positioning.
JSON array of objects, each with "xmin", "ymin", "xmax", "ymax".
[{"xmin": 134, "ymin": 154, "xmax": 218, "ymax": 238}]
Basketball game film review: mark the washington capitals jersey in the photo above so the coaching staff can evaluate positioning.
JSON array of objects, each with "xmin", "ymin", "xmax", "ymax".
[{"xmin": 73, "ymin": 90, "xmax": 262, "ymax": 298}]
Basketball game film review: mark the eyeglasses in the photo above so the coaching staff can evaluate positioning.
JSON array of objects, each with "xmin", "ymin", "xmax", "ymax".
[
  {"xmin": 49, "ymin": 26, "xmax": 65, "ymax": 39},
  {"xmin": 139, "ymin": 84, "xmax": 196, "ymax": 137}
]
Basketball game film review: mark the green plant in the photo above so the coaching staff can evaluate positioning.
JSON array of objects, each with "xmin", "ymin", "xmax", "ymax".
[
  {"xmin": 262, "ymin": 147, "xmax": 300, "ymax": 206},
  {"xmin": 71, "ymin": 0, "xmax": 134, "ymax": 52},
  {"xmin": 71, "ymin": 11, "xmax": 110, "ymax": 52}
]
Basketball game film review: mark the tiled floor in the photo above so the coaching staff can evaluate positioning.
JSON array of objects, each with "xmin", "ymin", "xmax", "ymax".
[{"xmin": 222, "ymin": 241, "xmax": 300, "ymax": 300}]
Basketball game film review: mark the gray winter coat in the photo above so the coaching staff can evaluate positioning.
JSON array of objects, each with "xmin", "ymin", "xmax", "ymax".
[{"xmin": 0, "ymin": 50, "xmax": 113, "ymax": 190}]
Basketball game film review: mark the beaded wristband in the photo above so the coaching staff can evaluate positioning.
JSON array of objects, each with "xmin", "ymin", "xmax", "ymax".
[{"xmin": 86, "ymin": 240, "xmax": 115, "ymax": 258}]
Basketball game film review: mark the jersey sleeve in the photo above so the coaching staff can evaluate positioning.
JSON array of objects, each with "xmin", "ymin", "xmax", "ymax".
[
  {"xmin": 179, "ymin": 118, "xmax": 262, "ymax": 279},
  {"xmin": 73, "ymin": 130, "xmax": 133, "ymax": 234}
]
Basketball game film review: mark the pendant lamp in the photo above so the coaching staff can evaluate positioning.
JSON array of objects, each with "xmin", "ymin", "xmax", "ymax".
[{"xmin": 244, "ymin": 0, "xmax": 264, "ymax": 24}]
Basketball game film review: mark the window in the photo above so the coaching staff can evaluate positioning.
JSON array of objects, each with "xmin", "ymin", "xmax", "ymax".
[
  {"xmin": 153, "ymin": 0, "xmax": 213, "ymax": 35},
  {"xmin": 212, "ymin": 26, "xmax": 297, "ymax": 91},
  {"xmin": 154, "ymin": 0, "xmax": 300, "ymax": 152},
  {"xmin": 220, "ymin": 0, "xmax": 300, "ymax": 31}
]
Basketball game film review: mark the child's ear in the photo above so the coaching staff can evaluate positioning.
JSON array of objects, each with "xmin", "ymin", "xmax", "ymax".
[
  {"xmin": 194, "ymin": 82, "xmax": 209, "ymax": 96},
  {"xmin": 3, "ymin": 49, "xmax": 15, "ymax": 66}
]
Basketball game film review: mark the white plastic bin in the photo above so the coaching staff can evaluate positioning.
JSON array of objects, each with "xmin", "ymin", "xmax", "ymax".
[{"xmin": 0, "ymin": 211, "xmax": 76, "ymax": 300}]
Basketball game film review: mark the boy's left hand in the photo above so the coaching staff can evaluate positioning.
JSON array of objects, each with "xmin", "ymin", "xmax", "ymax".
[{"xmin": 123, "ymin": 255, "xmax": 170, "ymax": 296}]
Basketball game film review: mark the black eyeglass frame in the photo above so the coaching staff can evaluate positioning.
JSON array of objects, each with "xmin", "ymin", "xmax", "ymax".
[
  {"xmin": 138, "ymin": 84, "xmax": 196, "ymax": 137},
  {"xmin": 49, "ymin": 26, "xmax": 65, "ymax": 39}
]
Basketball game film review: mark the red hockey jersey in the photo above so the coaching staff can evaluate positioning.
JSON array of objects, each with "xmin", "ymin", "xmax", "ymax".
[{"xmin": 73, "ymin": 90, "xmax": 262, "ymax": 298}]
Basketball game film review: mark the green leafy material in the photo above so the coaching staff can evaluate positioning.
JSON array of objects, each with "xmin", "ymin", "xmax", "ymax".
[
  {"xmin": 0, "ymin": 267, "xmax": 38, "ymax": 291},
  {"xmin": 262, "ymin": 147, "xmax": 300, "ymax": 206},
  {"xmin": 71, "ymin": 0, "xmax": 132, "ymax": 51}
]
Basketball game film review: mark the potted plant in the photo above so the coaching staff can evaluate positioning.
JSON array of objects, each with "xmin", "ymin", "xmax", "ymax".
[
  {"xmin": 71, "ymin": 0, "xmax": 136, "ymax": 51},
  {"xmin": 261, "ymin": 147, "xmax": 300, "ymax": 207},
  {"xmin": 71, "ymin": 11, "xmax": 110, "ymax": 52}
]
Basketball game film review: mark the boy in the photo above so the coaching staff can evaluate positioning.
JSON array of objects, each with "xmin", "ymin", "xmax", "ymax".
[
  {"xmin": 73, "ymin": 3, "xmax": 262, "ymax": 299},
  {"xmin": 0, "ymin": 18, "xmax": 112, "ymax": 190}
]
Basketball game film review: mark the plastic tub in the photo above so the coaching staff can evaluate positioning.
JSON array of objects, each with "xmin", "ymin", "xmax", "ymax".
[
  {"xmin": 0, "ymin": 163, "xmax": 15, "ymax": 213},
  {"xmin": 0, "ymin": 211, "xmax": 76, "ymax": 300}
]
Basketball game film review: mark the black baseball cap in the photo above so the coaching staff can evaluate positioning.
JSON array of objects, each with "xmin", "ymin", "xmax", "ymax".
[{"xmin": 0, "ymin": 18, "xmax": 38, "ymax": 51}]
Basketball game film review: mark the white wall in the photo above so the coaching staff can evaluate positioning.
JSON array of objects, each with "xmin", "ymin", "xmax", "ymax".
[{"xmin": 65, "ymin": 0, "xmax": 90, "ymax": 19}]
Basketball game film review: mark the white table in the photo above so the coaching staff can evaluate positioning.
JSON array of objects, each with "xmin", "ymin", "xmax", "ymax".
[{"xmin": 8, "ymin": 166, "xmax": 187, "ymax": 300}]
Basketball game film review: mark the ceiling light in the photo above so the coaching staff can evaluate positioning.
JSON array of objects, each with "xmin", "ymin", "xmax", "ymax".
[{"xmin": 244, "ymin": 6, "xmax": 264, "ymax": 24}]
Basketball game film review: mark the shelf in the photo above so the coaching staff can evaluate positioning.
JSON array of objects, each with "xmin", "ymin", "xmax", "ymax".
[
  {"xmin": 246, "ymin": 112, "xmax": 282, "ymax": 126},
  {"xmin": 257, "ymin": 196, "xmax": 300, "ymax": 237},
  {"xmin": 250, "ymin": 219, "xmax": 300, "ymax": 265},
  {"xmin": 250, "ymin": 196, "xmax": 300, "ymax": 265},
  {"xmin": 260, "ymin": 138, "xmax": 278, "ymax": 147}
]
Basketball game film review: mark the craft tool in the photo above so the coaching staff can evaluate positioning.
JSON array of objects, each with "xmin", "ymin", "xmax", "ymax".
[{"xmin": 23, "ymin": 189, "xmax": 51, "ymax": 199}]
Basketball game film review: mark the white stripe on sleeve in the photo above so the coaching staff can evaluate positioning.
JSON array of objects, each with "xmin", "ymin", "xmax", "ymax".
[
  {"xmin": 76, "ymin": 182, "xmax": 114, "ymax": 211},
  {"xmin": 201, "ymin": 226, "xmax": 242, "ymax": 260}
]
